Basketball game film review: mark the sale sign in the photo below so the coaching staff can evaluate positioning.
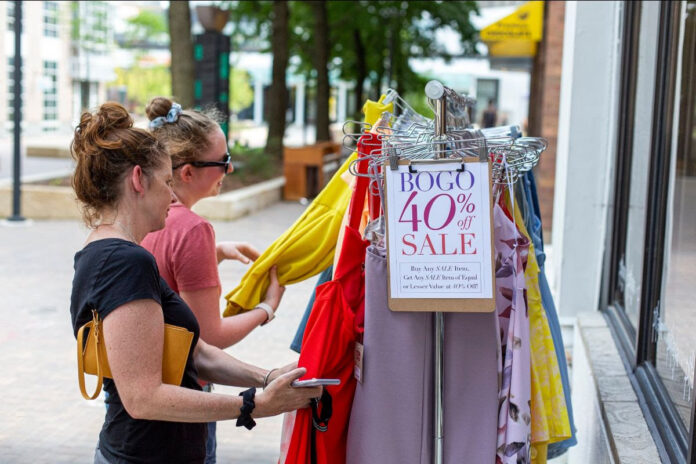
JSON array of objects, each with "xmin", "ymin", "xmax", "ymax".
[{"xmin": 385, "ymin": 160, "xmax": 495, "ymax": 311}]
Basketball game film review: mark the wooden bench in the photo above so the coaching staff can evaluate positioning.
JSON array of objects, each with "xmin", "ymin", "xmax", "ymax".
[{"xmin": 283, "ymin": 141, "xmax": 342, "ymax": 200}]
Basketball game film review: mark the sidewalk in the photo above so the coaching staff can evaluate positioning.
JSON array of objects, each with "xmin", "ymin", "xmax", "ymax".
[{"xmin": 0, "ymin": 201, "xmax": 318, "ymax": 463}]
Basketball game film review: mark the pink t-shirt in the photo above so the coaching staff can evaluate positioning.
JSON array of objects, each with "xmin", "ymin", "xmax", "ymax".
[{"xmin": 141, "ymin": 203, "xmax": 220, "ymax": 293}]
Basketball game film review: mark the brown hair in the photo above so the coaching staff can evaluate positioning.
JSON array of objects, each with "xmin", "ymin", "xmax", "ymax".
[
  {"xmin": 70, "ymin": 102, "xmax": 168, "ymax": 227},
  {"xmin": 145, "ymin": 97, "xmax": 222, "ymax": 170}
]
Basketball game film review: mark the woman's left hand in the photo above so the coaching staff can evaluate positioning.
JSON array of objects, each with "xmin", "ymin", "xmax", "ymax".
[
  {"xmin": 268, "ymin": 361, "xmax": 298, "ymax": 385},
  {"xmin": 216, "ymin": 241, "xmax": 261, "ymax": 264}
]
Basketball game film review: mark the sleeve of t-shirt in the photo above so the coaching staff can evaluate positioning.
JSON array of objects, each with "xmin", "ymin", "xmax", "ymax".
[
  {"xmin": 171, "ymin": 222, "xmax": 221, "ymax": 292},
  {"xmin": 92, "ymin": 245, "xmax": 162, "ymax": 320}
]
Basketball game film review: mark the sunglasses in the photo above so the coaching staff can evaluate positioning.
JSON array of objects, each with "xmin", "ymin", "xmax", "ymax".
[{"xmin": 173, "ymin": 153, "xmax": 231, "ymax": 172}]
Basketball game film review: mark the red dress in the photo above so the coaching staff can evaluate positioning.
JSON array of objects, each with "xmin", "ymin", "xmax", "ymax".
[{"xmin": 282, "ymin": 133, "xmax": 378, "ymax": 464}]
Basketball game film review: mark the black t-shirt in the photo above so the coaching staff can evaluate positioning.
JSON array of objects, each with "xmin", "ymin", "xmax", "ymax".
[{"xmin": 71, "ymin": 238, "xmax": 206, "ymax": 464}]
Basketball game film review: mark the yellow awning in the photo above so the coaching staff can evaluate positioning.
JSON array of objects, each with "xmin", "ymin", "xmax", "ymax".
[{"xmin": 480, "ymin": 1, "xmax": 544, "ymax": 58}]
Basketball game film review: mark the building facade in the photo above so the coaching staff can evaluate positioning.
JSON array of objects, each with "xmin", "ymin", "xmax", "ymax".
[
  {"xmin": 552, "ymin": 1, "xmax": 696, "ymax": 462},
  {"xmin": 0, "ymin": 1, "xmax": 114, "ymax": 136}
]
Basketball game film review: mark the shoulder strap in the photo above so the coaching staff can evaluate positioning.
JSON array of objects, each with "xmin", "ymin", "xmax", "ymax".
[
  {"xmin": 347, "ymin": 132, "xmax": 380, "ymax": 230},
  {"xmin": 77, "ymin": 310, "xmax": 103, "ymax": 400}
]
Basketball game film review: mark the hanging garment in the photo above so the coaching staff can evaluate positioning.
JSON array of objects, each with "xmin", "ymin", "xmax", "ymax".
[
  {"xmin": 494, "ymin": 200, "xmax": 532, "ymax": 464},
  {"xmin": 280, "ymin": 135, "xmax": 376, "ymax": 464},
  {"xmin": 223, "ymin": 152, "xmax": 356, "ymax": 316},
  {"xmin": 224, "ymin": 98, "xmax": 393, "ymax": 317},
  {"xmin": 332, "ymin": 96, "xmax": 391, "ymax": 273},
  {"xmin": 290, "ymin": 265, "xmax": 333, "ymax": 354},
  {"xmin": 281, "ymin": 228, "xmax": 367, "ymax": 464},
  {"xmin": 522, "ymin": 171, "xmax": 577, "ymax": 458},
  {"xmin": 347, "ymin": 260, "xmax": 499, "ymax": 462},
  {"xmin": 508, "ymin": 196, "xmax": 571, "ymax": 463},
  {"xmin": 346, "ymin": 245, "xmax": 434, "ymax": 464},
  {"xmin": 443, "ymin": 313, "xmax": 499, "ymax": 463}
]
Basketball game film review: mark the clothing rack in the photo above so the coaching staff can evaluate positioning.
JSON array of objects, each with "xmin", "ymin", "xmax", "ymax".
[
  {"xmin": 423, "ymin": 80, "xmax": 484, "ymax": 464},
  {"xmin": 340, "ymin": 84, "xmax": 548, "ymax": 463},
  {"xmin": 425, "ymin": 80, "xmax": 447, "ymax": 464}
]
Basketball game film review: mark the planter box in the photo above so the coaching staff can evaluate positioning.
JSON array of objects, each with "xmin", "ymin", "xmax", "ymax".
[
  {"xmin": 0, "ymin": 184, "xmax": 81, "ymax": 219},
  {"xmin": 0, "ymin": 177, "xmax": 286, "ymax": 221}
]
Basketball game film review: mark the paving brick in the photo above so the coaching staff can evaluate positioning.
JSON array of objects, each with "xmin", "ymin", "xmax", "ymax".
[{"xmin": 0, "ymin": 201, "xmax": 322, "ymax": 463}]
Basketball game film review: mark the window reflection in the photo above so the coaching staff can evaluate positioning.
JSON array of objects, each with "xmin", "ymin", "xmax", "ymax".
[
  {"xmin": 656, "ymin": 0, "xmax": 696, "ymax": 429},
  {"xmin": 622, "ymin": 2, "xmax": 662, "ymax": 329}
]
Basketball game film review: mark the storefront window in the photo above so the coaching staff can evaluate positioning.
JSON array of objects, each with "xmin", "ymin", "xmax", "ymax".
[
  {"xmin": 655, "ymin": 0, "xmax": 696, "ymax": 430},
  {"xmin": 607, "ymin": 1, "xmax": 693, "ymax": 460},
  {"xmin": 619, "ymin": 2, "xmax": 661, "ymax": 330}
]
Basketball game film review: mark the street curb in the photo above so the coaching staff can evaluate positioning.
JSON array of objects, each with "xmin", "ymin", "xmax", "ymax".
[
  {"xmin": 0, "ymin": 177, "xmax": 286, "ymax": 221},
  {"xmin": 193, "ymin": 177, "xmax": 286, "ymax": 221}
]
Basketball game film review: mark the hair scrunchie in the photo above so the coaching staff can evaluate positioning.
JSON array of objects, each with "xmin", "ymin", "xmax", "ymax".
[
  {"xmin": 149, "ymin": 102, "xmax": 182, "ymax": 129},
  {"xmin": 236, "ymin": 387, "xmax": 257, "ymax": 430}
]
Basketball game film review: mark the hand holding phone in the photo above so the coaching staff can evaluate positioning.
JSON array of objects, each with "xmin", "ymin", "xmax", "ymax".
[{"xmin": 291, "ymin": 378, "xmax": 341, "ymax": 388}]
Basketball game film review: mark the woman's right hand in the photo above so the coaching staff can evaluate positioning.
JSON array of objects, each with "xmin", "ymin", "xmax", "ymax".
[
  {"xmin": 253, "ymin": 367, "xmax": 322, "ymax": 418},
  {"xmin": 261, "ymin": 265, "xmax": 285, "ymax": 313}
]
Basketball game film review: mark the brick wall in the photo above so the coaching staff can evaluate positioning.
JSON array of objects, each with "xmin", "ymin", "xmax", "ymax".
[{"xmin": 529, "ymin": 1, "xmax": 565, "ymax": 240}]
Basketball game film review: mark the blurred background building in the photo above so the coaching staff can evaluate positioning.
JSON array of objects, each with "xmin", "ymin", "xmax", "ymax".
[{"xmin": 0, "ymin": 1, "xmax": 117, "ymax": 135}]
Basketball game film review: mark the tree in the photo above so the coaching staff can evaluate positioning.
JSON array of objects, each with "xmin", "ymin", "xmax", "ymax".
[
  {"xmin": 265, "ymin": 1, "xmax": 290, "ymax": 159},
  {"xmin": 309, "ymin": 1, "xmax": 330, "ymax": 141},
  {"xmin": 220, "ymin": 1, "xmax": 479, "ymax": 150},
  {"xmin": 168, "ymin": 1, "xmax": 195, "ymax": 108},
  {"xmin": 327, "ymin": 1, "xmax": 479, "ymax": 117},
  {"xmin": 110, "ymin": 65, "xmax": 172, "ymax": 112},
  {"xmin": 125, "ymin": 9, "xmax": 168, "ymax": 47}
]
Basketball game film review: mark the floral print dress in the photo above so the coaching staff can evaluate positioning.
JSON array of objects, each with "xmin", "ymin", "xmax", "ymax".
[{"xmin": 494, "ymin": 199, "xmax": 532, "ymax": 464}]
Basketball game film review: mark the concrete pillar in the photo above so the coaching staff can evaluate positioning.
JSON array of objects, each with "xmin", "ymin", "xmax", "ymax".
[
  {"xmin": 253, "ymin": 80, "xmax": 263, "ymax": 125},
  {"xmin": 552, "ymin": 1, "xmax": 622, "ymax": 318}
]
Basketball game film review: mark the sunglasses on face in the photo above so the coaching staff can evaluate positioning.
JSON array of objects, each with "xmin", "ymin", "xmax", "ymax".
[{"xmin": 173, "ymin": 153, "xmax": 231, "ymax": 172}]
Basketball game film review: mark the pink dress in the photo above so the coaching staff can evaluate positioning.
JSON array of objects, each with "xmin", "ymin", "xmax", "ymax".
[{"xmin": 494, "ymin": 201, "xmax": 532, "ymax": 463}]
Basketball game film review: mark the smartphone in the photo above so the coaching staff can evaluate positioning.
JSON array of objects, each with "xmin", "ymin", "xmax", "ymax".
[{"xmin": 291, "ymin": 378, "xmax": 341, "ymax": 387}]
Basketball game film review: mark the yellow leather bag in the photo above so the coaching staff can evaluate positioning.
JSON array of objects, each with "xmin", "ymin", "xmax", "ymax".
[{"xmin": 77, "ymin": 309, "xmax": 194, "ymax": 400}]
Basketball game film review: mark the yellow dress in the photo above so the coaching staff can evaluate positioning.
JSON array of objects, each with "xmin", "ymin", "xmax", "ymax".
[
  {"xmin": 509, "ymin": 197, "xmax": 571, "ymax": 463},
  {"xmin": 223, "ymin": 97, "xmax": 393, "ymax": 316}
]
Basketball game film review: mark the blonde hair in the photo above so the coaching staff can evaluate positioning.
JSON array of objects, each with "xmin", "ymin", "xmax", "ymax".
[{"xmin": 145, "ymin": 97, "xmax": 223, "ymax": 169}]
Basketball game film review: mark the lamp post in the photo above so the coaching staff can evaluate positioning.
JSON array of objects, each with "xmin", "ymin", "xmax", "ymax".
[{"xmin": 8, "ymin": 0, "xmax": 24, "ymax": 222}]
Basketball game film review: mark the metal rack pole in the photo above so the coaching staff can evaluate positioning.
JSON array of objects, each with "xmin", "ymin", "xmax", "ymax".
[{"xmin": 424, "ymin": 80, "xmax": 447, "ymax": 464}]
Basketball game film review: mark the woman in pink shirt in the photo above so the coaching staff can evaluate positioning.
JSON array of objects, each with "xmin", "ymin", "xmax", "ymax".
[{"xmin": 141, "ymin": 97, "xmax": 284, "ymax": 463}]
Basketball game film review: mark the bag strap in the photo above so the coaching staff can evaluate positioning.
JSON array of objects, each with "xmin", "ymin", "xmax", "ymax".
[
  {"xmin": 77, "ymin": 309, "xmax": 104, "ymax": 400},
  {"xmin": 309, "ymin": 390, "xmax": 333, "ymax": 464}
]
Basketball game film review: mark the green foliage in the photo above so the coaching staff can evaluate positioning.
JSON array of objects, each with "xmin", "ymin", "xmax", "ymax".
[
  {"xmin": 218, "ymin": 1, "xmax": 479, "ymax": 99},
  {"xmin": 328, "ymin": 1, "xmax": 479, "ymax": 95},
  {"xmin": 109, "ymin": 65, "xmax": 172, "ymax": 114},
  {"xmin": 404, "ymin": 91, "xmax": 435, "ymax": 119},
  {"xmin": 229, "ymin": 143, "xmax": 276, "ymax": 177},
  {"xmin": 229, "ymin": 68, "xmax": 254, "ymax": 113},
  {"xmin": 125, "ymin": 9, "xmax": 168, "ymax": 45},
  {"xmin": 219, "ymin": 0, "xmax": 274, "ymax": 50}
]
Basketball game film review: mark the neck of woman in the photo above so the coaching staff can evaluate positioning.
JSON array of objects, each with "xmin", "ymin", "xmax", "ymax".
[
  {"xmin": 171, "ymin": 189, "xmax": 200, "ymax": 210},
  {"xmin": 94, "ymin": 209, "xmax": 143, "ymax": 244}
]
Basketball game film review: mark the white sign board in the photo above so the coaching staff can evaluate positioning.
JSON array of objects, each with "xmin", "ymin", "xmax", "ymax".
[{"xmin": 384, "ymin": 160, "xmax": 495, "ymax": 312}]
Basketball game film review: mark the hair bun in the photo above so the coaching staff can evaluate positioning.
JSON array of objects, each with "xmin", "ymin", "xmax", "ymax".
[
  {"xmin": 73, "ymin": 102, "xmax": 133, "ymax": 153},
  {"xmin": 95, "ymin": 102, "xmax": 133, "ymax": 130},
  {"xmin": 146, "ymin": 97, "xmax": 174, "ymax": 121}
]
